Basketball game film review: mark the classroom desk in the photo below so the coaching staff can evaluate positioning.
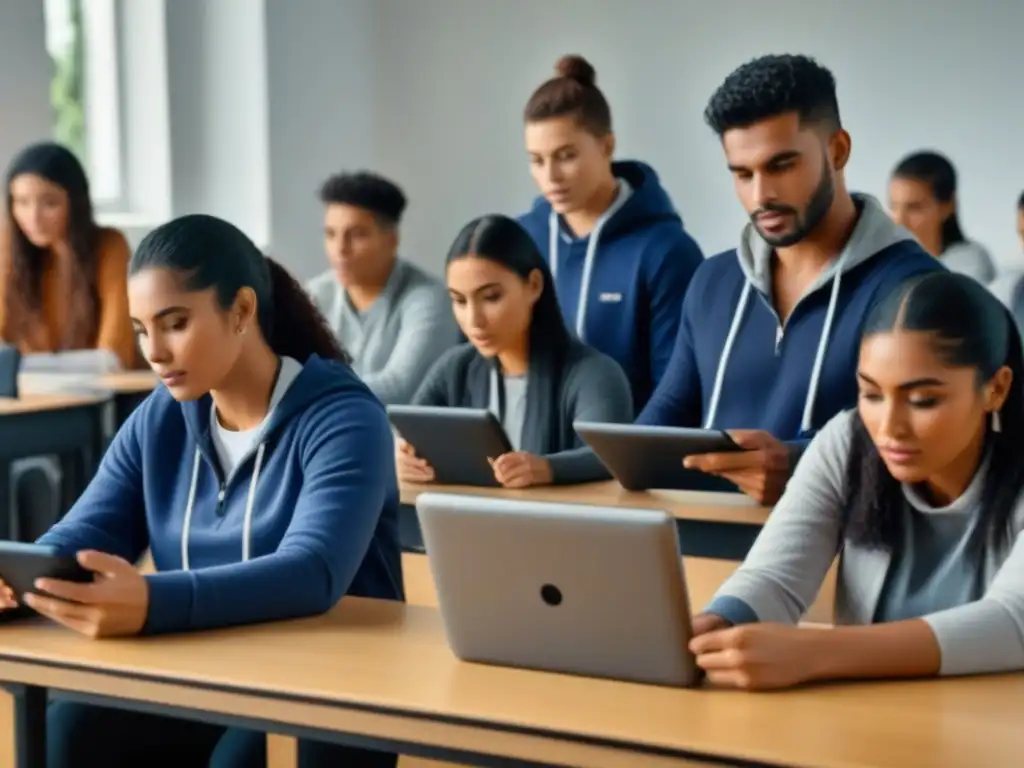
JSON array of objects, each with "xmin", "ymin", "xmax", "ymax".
[
  {"xmin": 0, "ymin": 394, "xmax": 110, "ymax": 540},
  {"xmin": 18, "ymin": 371, "xmax": 157, "ymax": 432},
  {"xmin": 400, "ymin": 481, "xmax": 772, "ymax": 560},
  {"xmin": 0, "ymin": 598, "xmax": 1020, "ymax": 768}
]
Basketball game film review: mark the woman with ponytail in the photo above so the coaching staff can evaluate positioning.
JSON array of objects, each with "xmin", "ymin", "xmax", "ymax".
[
  {"xmin": 398, "ymin": 214, "xmax": 632, "ymax": 488},
  {"xmin": 689, "ymin": 271, "xmax": 1024, "ymax": 690},
  {"xmin": 888, "ymin": 150, "xmax": 996, "ymax": 283},
  {"xmin": 12, "ymin": 214, "xmax": 401, "ymax": 766}
]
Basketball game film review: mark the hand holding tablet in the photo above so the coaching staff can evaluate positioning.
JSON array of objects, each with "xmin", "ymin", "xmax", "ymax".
[{"xmin": 682, "ymin": 429, "xmax": 790, "ymax": 505}]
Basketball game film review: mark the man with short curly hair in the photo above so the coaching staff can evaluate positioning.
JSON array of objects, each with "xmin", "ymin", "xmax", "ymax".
[
  {"xmin": 636, "ymin": 54, "xmax": 943, "ymax": 504},
  {"xmin": 307, "ymin": 171, "xmax": 458, "ymax": 405}
]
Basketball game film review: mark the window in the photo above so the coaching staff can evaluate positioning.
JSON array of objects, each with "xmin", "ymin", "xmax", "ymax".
[{"xmin": 44, "ymin": 0, "xmax": 123, "ymax": 207}]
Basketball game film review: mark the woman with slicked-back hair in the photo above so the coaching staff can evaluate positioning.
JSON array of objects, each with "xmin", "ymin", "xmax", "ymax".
[
  {"xmin": 4, "ymin": 214, "xmax": 402, "ymax": 766},
  {"xmin": 398, "ymin": 214, "xmax": 632, "ymax": 488},
  {"xmin": 690, "ymin": 272, "xmax": 1024, "ymax": 690},
  {"xmin": 517, "ymin": 55, "xmax": 704, "ymax": 412}
]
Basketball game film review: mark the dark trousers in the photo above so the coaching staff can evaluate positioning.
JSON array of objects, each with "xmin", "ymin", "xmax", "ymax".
[{"xmin": 47, "ymin": 700, "xmax": 397, "ymax": 767}]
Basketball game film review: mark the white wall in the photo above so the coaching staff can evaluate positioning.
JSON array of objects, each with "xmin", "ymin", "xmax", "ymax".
[
  {"xmin": 164, "ymin": 0, "xmax": 271, "ymax": 248},
  {"xmin": 0, "ymin": 1, "xmax": 52, "ymax": 177},
  {"xmin": 370, "ymin": 0, "xmax": 1024, "ymax": 275},
  {"xmin": 2, "ymin": 1, "xmax": 1022, "ymax": 279},
  {"xmin": 264, "ymin": 0, "xmax": 376, "ymax": 278}
]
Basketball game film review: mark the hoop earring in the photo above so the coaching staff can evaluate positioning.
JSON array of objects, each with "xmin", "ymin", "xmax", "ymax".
[{"xmin": 992, "ymin": 410, "xmax": 1002, "ymax": 434}]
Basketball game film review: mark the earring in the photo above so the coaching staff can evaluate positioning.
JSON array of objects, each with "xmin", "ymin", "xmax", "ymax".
[{"xmin": 992, "ymin": 410, "xmax": 1003, "ymax": 433}]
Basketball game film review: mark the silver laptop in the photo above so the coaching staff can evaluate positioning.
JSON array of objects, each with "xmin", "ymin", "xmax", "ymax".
[{"xmin": 415, "ymin": 492, "xmax": 699, "ymax": 687}]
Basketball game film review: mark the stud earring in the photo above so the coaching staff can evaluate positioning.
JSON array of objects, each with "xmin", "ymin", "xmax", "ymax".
[{"xmin": 992, "ymin": 410, "xmax": 1002, "ymax": 434}]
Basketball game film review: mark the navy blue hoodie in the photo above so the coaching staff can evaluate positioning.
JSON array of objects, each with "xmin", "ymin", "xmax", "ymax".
[
  {"xmin": 637, "ymin": 195, "xmax": 944, "ymax": 445},
  {"xmin": 38, "ymin": 355, "xmax": 403, "ymax": 634},
  {"xmin": 518, "ymin": 160, "xmax": 704, "ymax": 411}
]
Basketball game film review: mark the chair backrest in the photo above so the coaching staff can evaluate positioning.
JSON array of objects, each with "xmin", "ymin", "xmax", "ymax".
[{"xmin": 0, "ymin": 345, "xmax": 21, "ymax": 397}]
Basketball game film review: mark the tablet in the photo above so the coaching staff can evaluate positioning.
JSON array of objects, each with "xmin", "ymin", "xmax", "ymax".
[
  {"xmin": 574, "ymin": 421, "xmax": 745, "ymax": 492},
  {"xmin": 0, "ymin": 542, "xmax": 92, "ymax": 607},
  {"xmin": 387, "ymin": 405, "xmax": 513, "ymax": 487},
  {"xmin": 418, "ymin": 492, "xmax": 699, "ymax": 687},
  {"xmin": 0, "ymin": 345, "xmax": 20, "ymax": 398}
]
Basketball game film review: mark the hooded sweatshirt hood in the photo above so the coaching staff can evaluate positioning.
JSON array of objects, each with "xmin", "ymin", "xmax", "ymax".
[
  {"xmin": 39, "ymin": 354, "xmax": 403, "ymax": 635},
  {"xmin": 638, "ymin": 194, "xmax": 944, "ymax": 443},
  {"xmin": 518, "ymin": 159, "xmax": 703, "ymax": 411},
  {"xmin": 706, "ymin": 194, "xmax": 916, "ymax": 434}
]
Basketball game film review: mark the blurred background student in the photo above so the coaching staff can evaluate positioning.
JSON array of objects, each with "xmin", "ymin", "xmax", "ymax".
[
  {"xmin": 307, "ymin": 171, "xmax": 458, "ymax": 405},
  {"xmin": 888, "ymin": 150, "xmax": 995, "ymax": 284},
  {"xmin": 0, "ymin": 141, "xmax": 136, "ymax": 371}
]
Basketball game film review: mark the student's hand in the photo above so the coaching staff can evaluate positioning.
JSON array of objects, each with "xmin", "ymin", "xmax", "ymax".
[
  {"xmin": 489, "ymin": 452, "xmax": 553, "ymax": 488},
  {"xmin": 691, "ymin": 612, "xmax": 731, "ymax": 637},
  {"xmin": 22, "ymin": 551, "xmax": 149, "ymax": 638},
  {"xmin": 396, "ymin": 439, "xmax": 435, "ymax": 483},
  {"xmin": 689, "ymin": 623, "xmax": 820, "ymax": 690},
  {"xmin": 683, "ymin": 430, "xmax": 790, "ymax": 504}
]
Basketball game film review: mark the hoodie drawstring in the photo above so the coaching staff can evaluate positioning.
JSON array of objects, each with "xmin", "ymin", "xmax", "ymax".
[
  {"xmin": 703, "ymin": 256, "xmax": 849, "ymax": 435},
  {"xmin": 548, "ymin": 187, "xmax": 631, "ymax": 341},
  {"xmin": 181, "ymin": 443, "xmax": 266, "ymax": 571}
]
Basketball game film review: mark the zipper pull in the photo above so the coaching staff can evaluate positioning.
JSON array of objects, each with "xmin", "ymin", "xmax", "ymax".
[
  {"xmin": 775, "ymin": 325, "xmax": 784, "ymax": 354},
  {"xmin": 216, "ymin": 485, "xmax": 227, "ymax": 516}
]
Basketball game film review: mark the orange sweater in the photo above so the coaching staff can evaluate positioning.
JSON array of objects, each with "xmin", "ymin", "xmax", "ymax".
[{"xmin": 0, "ymin": 227, "xmax": 137, "ymax": 369}]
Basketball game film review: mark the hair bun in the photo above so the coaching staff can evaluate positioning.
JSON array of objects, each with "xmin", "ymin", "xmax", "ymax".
[{"xmin": 555, "ymin": 55, "xmax": 596, "ymax": 87}]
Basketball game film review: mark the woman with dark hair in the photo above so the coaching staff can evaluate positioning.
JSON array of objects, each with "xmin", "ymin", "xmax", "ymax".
[
  {"xmin": 517, "ymin": 54, "xmax": 703, "ymax": 412},
  {"xmin": 0, "ymin": 141, "xmax": 136, "ymax": 368},
  {"xmin": 5, "ymin": 214, "xmax": 401, "ymax": 766},
  {"xmin": 688, "ymin": 271, "xmax": 1024, "ymax": 690},
  {"xmin": 398, "ymin": 214, "xmax": 632, "ymax": 488},
  {"xmin": 889, "ymin": 150, "xmax": 995, "ymax": 283}
]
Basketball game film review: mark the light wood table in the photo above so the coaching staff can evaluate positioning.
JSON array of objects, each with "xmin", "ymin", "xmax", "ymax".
[
  {"xmin": 401, "ymin": 480, "xmax": 771, "ymax": 525},
  {"xmin": 19, "ymin": 371, "xmax": 157, "ymax": 431},
  {"xmin": 0, "ymin": 393, "xmax": 111, "ymax": 540},
  {"xmin": 0, "ymin": 598, "xmax": 1018, "ymax": 768},
  {"xmin": 401, "ymin": 480, "xmax": 771, "ymax": 560}
]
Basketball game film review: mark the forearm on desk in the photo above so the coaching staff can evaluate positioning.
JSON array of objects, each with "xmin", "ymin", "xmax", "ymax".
[{"xmin": 807, "ymin": 620, "xmax": 941, "ymax": 681}]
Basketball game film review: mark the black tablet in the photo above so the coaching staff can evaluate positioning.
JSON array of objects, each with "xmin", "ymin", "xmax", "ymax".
[
  {"xmin": 0, "ymin": 345, "xmax": 20, "ymax": 398},
  {"xmin": 0, "ymin": 542, "xmax": 93, "ymax": 607},
  {"xmin": 387, "ymin": 406, "xmax": 513, "ymax": 487},
  {"xmin": 574, "ymin": 421, "xmax": 746, "ymax": 492}
]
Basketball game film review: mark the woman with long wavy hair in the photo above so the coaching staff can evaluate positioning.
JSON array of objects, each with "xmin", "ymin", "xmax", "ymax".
[{"xmin": 0, "ymin": 141, "xmax": 135, "ymax": 369}]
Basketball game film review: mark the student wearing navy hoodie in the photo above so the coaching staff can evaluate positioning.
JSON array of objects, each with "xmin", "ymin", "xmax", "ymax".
[
  {"xmin": 634, "ymin": 54, "xmax": 943, "ymax": 505},
  {"xmin": 518, "ymin": 54, "xmax": 704, "ymax": 411},
  {"xmin": 17, "ymin": 215, "xmax": 401, "ymax": 766}
]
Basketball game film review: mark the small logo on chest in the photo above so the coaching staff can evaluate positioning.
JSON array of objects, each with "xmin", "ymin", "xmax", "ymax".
[{"xmin": 598, "ymin": 292, "xmax": 623, "ymax": 303}]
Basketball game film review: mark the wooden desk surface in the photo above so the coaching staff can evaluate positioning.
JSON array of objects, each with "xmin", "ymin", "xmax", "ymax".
[
  {"xmin": 0, "ymin": 392, "xmax": 110, "ymax": 415},
  {"xmin": 401, "ymin": 480, "xmax": 772, "ymax": 525},
  {"xmin": 0, "ymin": 599, "xmax": 1017, "ymax": 768},
  {"xmin": 19, "ymin": 370, "xmax": 157, "ymax": 395}
]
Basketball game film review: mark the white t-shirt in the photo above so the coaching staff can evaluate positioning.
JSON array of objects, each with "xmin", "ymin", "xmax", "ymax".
[{"xmin": 210, "ymin": 356, "xmax": 303, "ymax": 478}]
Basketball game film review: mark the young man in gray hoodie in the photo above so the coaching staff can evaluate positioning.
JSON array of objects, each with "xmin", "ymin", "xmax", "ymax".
[{"xmin": 306, "ymin": 172, "xmax": 458, "ymax": 405}]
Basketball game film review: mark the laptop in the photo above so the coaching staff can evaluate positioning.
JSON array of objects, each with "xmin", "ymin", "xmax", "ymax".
[{"xmin": 416, "ymin": 492, "xmax": 699, "ymax": 687}]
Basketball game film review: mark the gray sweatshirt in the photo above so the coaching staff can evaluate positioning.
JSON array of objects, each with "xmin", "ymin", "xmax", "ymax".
[
  {"xmin": 707, "ymin": 408, "xmax": 1024, "ymax": 677},
  {"xmin": 941, "ymin": 241, "xmax": 996, "ymax": 284},
  {"xmin": 306, "ymin": 259, "xmax": 459, "ymax": 405}
]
